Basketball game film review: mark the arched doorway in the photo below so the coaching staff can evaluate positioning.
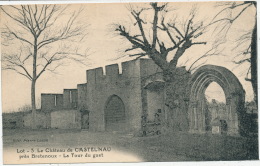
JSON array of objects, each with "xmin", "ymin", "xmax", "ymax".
[
  {"xmin": 204, "ymin": 82, "xmax": 227, "ymax": 132},
  {"xmin": 104, "ymin": 95, "xmax": 126, "ymax": 132},
  {"xmin": 188, "ymin": 65, "xmax": 245, "ymax": 135}
]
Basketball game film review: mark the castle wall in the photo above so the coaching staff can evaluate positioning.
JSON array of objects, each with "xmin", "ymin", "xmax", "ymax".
[
  {"xmin": 39, "ymin": 58, "xmax": 191, "ymax": 132},
  {"xmin": 139, "ymin": 59, "xmax": 164, "ymax": 120},
  {"xmin": 63, "ymin": 89, "xmax": 78, "ymax": 109},
  {"xmin": 41, "ymin": 94, "xmax": 63, "ymax": 111},
  {"xmin": 84, "ymin": 59, "xmax": 176, "ymax": 133},
  {"xmin": 50, "ymin": 110, "xmax": 81, "ymax": 129},
  {"xmin": 23, "ymin": 112, "xmax": 49, "ymax": 128},
  {"xmin": 77, "ymin": 83, "xmax": 88, "ymax": 111},
  {"xmin": 86, "ymin": 59, "xmax": 143, "ymax": 132},
  {"xmin": 140, "ymin": 61, "xmax": 192, "ymax": 131},
  {"xmin": 146, "ymin": 89, "xmax": 164, "ymax": 122},
  {"xmin": 139, "ymin": 59, "xmax": 162, "ymax": 78},
  {"xmin": 39, "ymin": 58, "xmax": 244, "ymax": 135},
  {"xmin": 39, "ymin": 89, "xmax": 79, "ymax": 129}
]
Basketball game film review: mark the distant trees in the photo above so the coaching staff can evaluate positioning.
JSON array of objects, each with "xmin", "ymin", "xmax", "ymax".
[{"xmin": 1, "ymin": 5, "xmax": 89, "ymax": 129}]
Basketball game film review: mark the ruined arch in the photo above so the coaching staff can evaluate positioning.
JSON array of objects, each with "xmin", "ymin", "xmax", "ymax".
[
  {"xmin": 104, "ymin": 95, "xmax": 126, "ymax": 131},
  {"xmin": 188, "ymin": 65, "xmax": 245, "ymax": 135}
]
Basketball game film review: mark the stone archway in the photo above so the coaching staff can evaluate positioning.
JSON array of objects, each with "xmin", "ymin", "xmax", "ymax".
[
  {"xmin": 188, "ymin": 65, "xmax": 245, "ymax": 135},
  {"xmin": 104, "ymin": 95, "xmax": 126, "ymax": 132}
]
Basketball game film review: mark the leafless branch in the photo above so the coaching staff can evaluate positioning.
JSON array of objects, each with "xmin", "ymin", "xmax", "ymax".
[
  {"xmin": 189, "ymin": 59, "xmax": 208, "ymax": 73},
  {"xmin": 2, "ymin": 53, "xmax": 33, "ymax": 80},
  {"xmin": 3, "ymin": 67, "xmax": 32, "ymax": 80},
  {"xmin": 2, "ymin": 26, "xmax": 33, "ymax": 46},
  {"xmin": 2, "ymin": 4, "xmax": 89, "ymax": 81},
  {"xmin": 208, "ymin": 2, "xmax": 252, "ymax": 30},
  {"xmin": 233, "ymin": 58, "xmax": 251, "ymax": 64},
  {"xmin": 115, "ymin": 2, "xmax": 209, "ymax": 72},
  {"xmin": 187, "ymin": 44, "xmax": 224, "ymax": 72},
  {"xmin": 129, "ymin": 53, "xmax": 147, "ymax": 57}
]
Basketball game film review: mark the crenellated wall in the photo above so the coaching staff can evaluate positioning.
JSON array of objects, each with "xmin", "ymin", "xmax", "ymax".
[
  {"xmin": 63, "ymin": 89, "xmax": 78, "ymax": 109},
  {"xmin": 51, "ymin": 110, "xmax": 81, "ymax": 129},
  {"xmin": 77, "ymin": 83, "xmax": 88, "ymax": 111},
  {"xmin": 83, "ymin": 59, "xmax": 166, "ymax": 133},
  {"xmin": 41, "ymin": 89, "xmax": 78, "ymax": 111},
  {"xmin": 86, "ymin": 59, "xmax": 143, "ymax": 132},
  {"xmin": 36, "ymin": 59, "xmax": 244, "ymax": 135},
  {"xmin": 39, "ymin": 58, "xmax": 194, "ymax": 133},
  {"xmin": 23, "ymin": 111, "xmax": 50, "ymax": 128},
  {"xmin": 40, "ymin": 90, "xmax": 78, "ymax": 129},
  {"xmin": 41, "ymin": 94, "xmax": 63, "ymax": 112}
]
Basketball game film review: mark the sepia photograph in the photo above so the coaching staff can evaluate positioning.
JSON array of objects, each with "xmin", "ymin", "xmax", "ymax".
[{"xmin": 0, "ymin": 0, "xmax": 259, "ymax": 164}]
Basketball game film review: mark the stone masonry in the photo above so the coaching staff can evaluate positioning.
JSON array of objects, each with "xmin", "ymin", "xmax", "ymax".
[{"xmin": 39, "ymin": 58, "xmax": 246, "ymax": 135}]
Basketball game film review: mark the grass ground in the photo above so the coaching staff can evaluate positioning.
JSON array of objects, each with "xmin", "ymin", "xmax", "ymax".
[{"xmin": 2, "ymin": 129, "xmax": 259, "ymax": 162}]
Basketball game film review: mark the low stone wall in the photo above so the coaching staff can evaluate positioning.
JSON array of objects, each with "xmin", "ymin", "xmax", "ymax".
[
  {"xmin": 51, "ymin": 110, "xmax": 81, "ymax": 129},
  {"xmin": 23, "ymin": 112, "xmax": 49, "ymax": 129}
]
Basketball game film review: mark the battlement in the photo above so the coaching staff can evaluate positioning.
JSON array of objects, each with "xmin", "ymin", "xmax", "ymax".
[
  {"xmin": 105, "ymin": 63, "xmax": 119, "ymax": 77},
  {"xmin": 86, "ymin": 58, "xmax": 161, "ymax": 83},
  {"xmin": 77, "ymin": 83, "xmax": 87, "ymax": 89},
  {"xmin": 41, "ymin": 58, "xmax": 162, "ymax": 113},
  {"xmin": 86, "ymin": 67, "xmax": 105, "ymax": 84},
  {"xmin": 77, "ymin": 83, "xmax": 88, "ymax": 110},
  {"xmin": 41, "ymin": 89, "xmax": 78, "ymax": 111},
  {"xmin": 63, "ymin": 89, "xmax": 78, "ymax": 109},
  {"xmin": 41, "ymin": 93, "xmax": 63, "ymax": 111}
]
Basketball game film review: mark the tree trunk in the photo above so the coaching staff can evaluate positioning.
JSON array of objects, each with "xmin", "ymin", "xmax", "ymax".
[
  {"xmin": 163, "ymin": 67, "xmax": 191, "ymax": 132},
  {"xmin": 251, "ymin": 17, "xmax": 257, "ymax": 107},
  {"xmin": 31, "ymin": 80, "xmax": 37, "ymax": 129},
  {"xmin": 31, "ymin": 39, "xmax": 38, "ymax": 129}
]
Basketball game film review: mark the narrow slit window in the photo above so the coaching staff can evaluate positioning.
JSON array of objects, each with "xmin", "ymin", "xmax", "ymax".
[
  {"xmin": 54, "ymin": 95, "xmax": 57, "ymax": 106},
  {"xmin": 70, "ymin": 91, "xmax": 72, "ymax": 103}
]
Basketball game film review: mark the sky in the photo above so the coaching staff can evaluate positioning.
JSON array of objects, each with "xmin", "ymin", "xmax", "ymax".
[{"xmin": 1, "ymin": 1, "xmax": 256, "ymax": 112}]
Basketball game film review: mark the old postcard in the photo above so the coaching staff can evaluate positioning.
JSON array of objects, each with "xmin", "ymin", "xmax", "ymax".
[{"xmin": 1, "ymin": 1, "xmax": 259, "ymax": 164}]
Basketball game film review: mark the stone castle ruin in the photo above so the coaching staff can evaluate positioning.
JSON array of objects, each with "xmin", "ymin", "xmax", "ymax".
[{"xmin": 24, "ymin": 59, "xmax": 247, "ymax": 135}]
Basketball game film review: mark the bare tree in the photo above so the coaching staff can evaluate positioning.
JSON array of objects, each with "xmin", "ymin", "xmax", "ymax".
[
  {"xmin": 1, "ymin": 5, "xmax": 89, "ymax": 129},
  {"xmin": 211, "ymin": 1, "xmax": 257, "ymax": 104},
  {"xmin": 114, "ymin": 2, "xmax": 213, "ymax": 130},
  {"xmin": 116, "ymin": 3, "xmax": 207, "ymax": 75}
]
